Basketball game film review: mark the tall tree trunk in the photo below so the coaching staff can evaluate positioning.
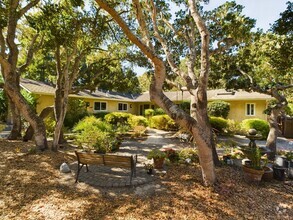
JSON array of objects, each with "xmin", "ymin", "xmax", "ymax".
[
  {"xmin": 23, "ymin": 106, "xmax": 54, "ymax": 141},
  {"xmin": 52, "ymin": 82, "xmax": 69, "ymax": 151},
  {"xmin": 7, "ymin": 98, "xmax": 22, "ymax": 139},
  {"xmin": 266, "ymin": 108, "xmax": 281, "ymax": 160},
  {"xmin": 4, "ymin": 77, "xmax": 48, "ymax": 150}
]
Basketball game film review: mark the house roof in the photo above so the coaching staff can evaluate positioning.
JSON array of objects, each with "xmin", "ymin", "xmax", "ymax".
[
  {"xmin": 20, "ymin": 78, "xmax": 135, "ymax": 101},
  {"xmin": 20, "ymin": 78, "xmax": 273, "ymax": 102}
]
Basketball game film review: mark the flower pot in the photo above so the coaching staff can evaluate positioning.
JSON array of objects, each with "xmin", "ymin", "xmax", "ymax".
[
  {"xmin": 288, "ymin": 167, "xmax": 293, "ymax": 179},
  {"xmin": 223, "ymin": 155, "xmax": 232, "ymax": 165},
  {"xmin": 147, "ymin": 168, "xmax": 153, "ymax": 175},
  {"xmin": 242, "ymin": 165, "xmax": 264, "ymax": 184},
  {"xmin": 275, "ymin": 156, "xmax": 286, "ymax": 167},
  {"xmin": 262, "ymin": 166, "xmax": 273, "ymax": 182},
  {"xmin": 284, "ymin": 160, "xmax": 293, "ymax": 168},
  {"xmin": 273, "ymin": 165, "xmax": 286, "ymax": 181},
  {"xmin": 232, "ymin": 159, "xmax": 243, "ymax": 167},
  {"xmin": 153, "ymin": 158, "xmax": 165, "ymax": 169}
]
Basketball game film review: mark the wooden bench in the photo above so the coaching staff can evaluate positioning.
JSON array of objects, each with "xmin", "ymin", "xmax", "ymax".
[{"xmin": 75, "ymin": 151, "xmax": 137, "ymax": 185}]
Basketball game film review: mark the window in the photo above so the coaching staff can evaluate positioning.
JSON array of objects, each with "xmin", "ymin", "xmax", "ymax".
[
  {"xmin": 94, "ymin": 102, "xmax": 107, "ymax": 111},
  {"xmin": 118, "ymin": 103, "xmax": 128, "ymax": 111},
  {"xmin": 246, "ymin": 103, "xmax": 255, "ymax": 116}
]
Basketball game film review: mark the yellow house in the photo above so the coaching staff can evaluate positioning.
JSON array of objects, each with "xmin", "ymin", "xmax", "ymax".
[{"xmin": 20, "ymin": 78, "xmax": 273, "ymax": 122}]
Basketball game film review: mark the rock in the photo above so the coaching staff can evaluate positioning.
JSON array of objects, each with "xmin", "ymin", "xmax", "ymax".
[{"xmin": 60, "ymin": 162, "xmax": 71, "ymax": 173}]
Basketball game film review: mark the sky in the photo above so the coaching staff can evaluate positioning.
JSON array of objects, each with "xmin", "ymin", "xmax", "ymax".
[{"xmin": 134, "ymin": 0, "xmax": 289, "ymax": 75}]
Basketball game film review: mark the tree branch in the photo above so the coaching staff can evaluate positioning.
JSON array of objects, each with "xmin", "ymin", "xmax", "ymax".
[
  {"xmin": 188, "ymin": 0, "xmax": 210, "ymax": 96},
  {"xmin": 132, "ymin": 0, "xmax": 154, "ymax": 51},
  {"xmin": 19, "ymin": 0, "xmax": 40, "ymax": 18},
  {"xmin": 19, "ymin": 34, "xmax": 42, "ymax": 73}
]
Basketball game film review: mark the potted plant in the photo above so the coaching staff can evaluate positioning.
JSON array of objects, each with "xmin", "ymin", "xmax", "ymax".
[
  {"xmin": 144, "ymin": 163, "xmax": 154, "ymax": 175},
  {"xmin": 240, "ymin": 129, "xmax": 266, "ymax": 184},
  {"xmin": 285, "ymin": 151, "xmax": 293, "ymax": 179},
  {"xmin": 147, "ymin": 149, "xmax": 166, "ymax": 169},
  {"xmin": 230, "ymin": 149, "xmax": 244, "ymax": 167}
]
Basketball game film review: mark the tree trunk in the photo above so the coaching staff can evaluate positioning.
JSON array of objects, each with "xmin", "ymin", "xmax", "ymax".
[
  {"xmin": 4, "ymin": 79, "xmax": 48, "ymax": 150},
  {"xmin": 7, "ymin": 98, "xmax": 22, "ymax": 139},
  {"xmin": 266, "ymin": 108, "xmax": 281, "ymax": 160},
  {"xmin": 23, "ymin": 106, "xmax": 54, "ymax": 141}
]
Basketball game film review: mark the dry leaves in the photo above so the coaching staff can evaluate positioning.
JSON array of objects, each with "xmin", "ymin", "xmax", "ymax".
[{"xmin": 0, "ymin": 139, "xmax": 292, "ymax": 219}]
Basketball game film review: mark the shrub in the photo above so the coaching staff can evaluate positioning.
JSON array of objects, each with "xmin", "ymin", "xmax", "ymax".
[
  {"xmin": 178, "ymin": 148, "xmax": 199, "ymax": 163},
  {"xmin": 144, "ymin": 109, "xmax": 154, "ymax": 118},
  {"xmin": 104, "ymin": 112, "xmax": 132, "ymax": 126},
  {"xmin": 73, "ymin": 116, "xmax": 118, "ymax": 153},
  {"xmin": 208, "ymin": 100, "xmax": 230, "ymax": 119},
  {"xmin": 147, "ymin": 149, "xmax": 166, "ymax": 159},
  {"xmin": 64, "ymin": 99, "xmax": 88, "ymax": 129},
  {"xmin": 164, "ymin": 148, "xmax": 179, "ymax": 163},
  {"xmin": 93, "ymin": 111, "xmax": 109, "ymax": 119},
  {"xmin": 149, "ymin": 114, "xmax": 178, "ymax": 130},
  {"xmin": 226, "ymin": 119, "xmax": 244, "ymax": 135},
  {"xmin": 73, "ymin": 116, "xmax": 112, "ymax": 133},
  {"xmin": 132, "ymin": 125, "xmax": 147, "ymax": 137},
  {"xmin": 209, "ymin": 116, "xmax": 228, "ymax": 133},
  {"xmin": 154, "ymin": 108, "xmax": 165, "ymax": 115},
  {"xmin": 44, "ymin": 114, "xmax": 56, "ymax": 137},
  {"xmin": 0, "ymin": 90, "xmax": 8, "ymax": 122},
  {"xmin": 128, "ymin": 115, "xmax": 148, "ymax": 128},
  {"xmin": 240, "ymin": 118, "xmax": 269, "ymax": 138}
]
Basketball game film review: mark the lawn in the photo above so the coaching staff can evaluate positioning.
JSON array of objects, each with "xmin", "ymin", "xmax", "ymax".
[{"xmin": 0, "ymin": 139, "xmax": 292, "ymax": 219}]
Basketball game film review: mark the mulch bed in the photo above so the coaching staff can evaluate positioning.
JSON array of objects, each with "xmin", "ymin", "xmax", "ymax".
[{"xmin": 0, "ymin": 139, "xmax": 292, "ymax": 219}]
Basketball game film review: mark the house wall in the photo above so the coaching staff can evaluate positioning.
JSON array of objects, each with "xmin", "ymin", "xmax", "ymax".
[
  {"xmin": 226, "ymin": 100, "xmax": 268, "ymax": 122},
  {"xmin": 35, "ymin": 95, "xmax": 54, "ymax": 113},
  {"xmin": 85, "ymin": 99, "xmax": 138, "ymax": 114}
]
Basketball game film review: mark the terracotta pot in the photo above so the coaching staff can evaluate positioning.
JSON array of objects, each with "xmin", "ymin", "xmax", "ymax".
[
  {"xmin": 262, "ymin": 166, "xmax": 273, "ymax": 182},
  {"xmin": 242, "ymin": 165, "xmax": 264, "ymax": 184},
  {"xmin": 153, "ymin": 158, "xmax": 165, "ymax": 169},
  {"xmin": 273, "ymin": 165, "xmax": 286, "ymax": 181}
]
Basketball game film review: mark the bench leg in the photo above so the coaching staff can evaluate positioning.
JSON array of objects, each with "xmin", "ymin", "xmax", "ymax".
[{"xmin": 75, "ymin": 163, "xmax": 84, "ymax": 183}]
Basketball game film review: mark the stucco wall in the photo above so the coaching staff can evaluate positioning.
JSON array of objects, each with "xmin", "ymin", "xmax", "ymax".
[
  {"xmin": 226, "ymin": 100, "xmax": 268, "ymax": 122},
  {"xmin": 85, "ymin": 99, "xmax": 138, "ymax": 114},
  {"xmin": 35, "ymin": 95, "xmax": 54, "ymax": 113}
]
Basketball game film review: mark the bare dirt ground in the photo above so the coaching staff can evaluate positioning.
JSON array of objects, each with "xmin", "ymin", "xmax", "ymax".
[{"xmin": 0, "ymin": 139, "xmax": 292, "ymax": 220}]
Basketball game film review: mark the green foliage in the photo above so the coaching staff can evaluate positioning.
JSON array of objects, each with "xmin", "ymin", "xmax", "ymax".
[
  {"xmin": 208, "ymin": 101, "xmax": 230, "ymax": 118},
  {"xmin": 165, "ymin": 149, "xmax": 179, "ymax": 163},
  {"xmin": 0, "ymin": 90, "xmax": 8, "ymax": 122},
  {"xmin": 44, "ymin": 115, "xmax": 56, "ymax": 137},
  {"xmin": 73, "ymin": 116, "xmax": 118, "ymax": 153},
  {"xmin": 271, "ymin": 2, "xmax": 292, "ymax": 35},
  {"xmin": 104, "ymin": 112, "xmax": 132, "ymax": 126},
  {"xmin": 144, "ymin": 109, "xmax": 154, "ymax": 118},
  {"xmin": 149, "ymin": 115, "xmax": 178, "ymax": 131},
  {"xmin": 147, "ymin": 149, "xmax": 166, "ymax": 160},
  {"xmin": 154, "ymin": 108, "xmax": 165, "ymax": 115},
  {"xmin": 73, "ymin": 116, "xmax": 112, "ymax": 133},
  {"xmin": 243, "ymin": 146, "xmax": 262, "ymax": 170},
  {"xmin": 180, "ymin": 101, "xmax": 190, "ymax": 114},
  {"xmin": 132, "ymin": 125, "xmax": 147, "ymax": 137},
  {"xmin": 64, "ymin": 99, "xmax": 88, "ymax": 129},
  {"xmin": 178, "ymin": 148, "xmax": 199, "ymax": 163},
  {"xmin": 240, "ymin": 119, "xmax": 269, "ymax": 138},
  {"xmin": 285, "ymin": 151, "xmax": 293, "ymax": 161},
  {"xmin": 209, "ymin": 117, "xmax": 228, "ymax": 133},
  {"xmin": 21, "ymin": 90, "xmax": 37, "ymax": 111},
  {"xmin": 226, "ymin": 119, "xmax": 243, "ymax": 134},
  {"xmin": 93, "ymin": 111, "xmax": 109, "ymax": 119},
  {"xmin": 128, "ymin": 115, "xmax": 148, "ymax": 128},
  {"xmin": 285, "ymin": 102, "xmax": 293, "ymax": 116}
]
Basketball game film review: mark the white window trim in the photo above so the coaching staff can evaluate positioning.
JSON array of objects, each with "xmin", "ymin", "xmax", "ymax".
[
  {"xmin": 118, "ymin": 102, "xmax": 128, "ymax": 111},
  {"xmin": 93, "ymin": 101, "xmax": 108, "ymax": 112},
  {"xmin": 245, "ymin": 103, "xmax": 256, "ymax": 116}
]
